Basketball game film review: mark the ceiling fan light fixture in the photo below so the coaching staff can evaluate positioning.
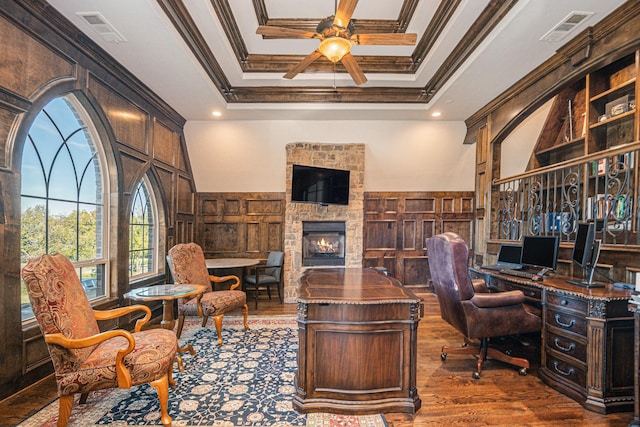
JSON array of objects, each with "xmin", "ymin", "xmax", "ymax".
[{"xmin": 318, "ymin": 37, "xmax": 351, "ymax": 62}]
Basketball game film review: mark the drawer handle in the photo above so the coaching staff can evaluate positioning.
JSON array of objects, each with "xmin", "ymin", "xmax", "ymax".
[
  {"xmin": 554, "ymin": 314, "xmax": 576, "ymax": 328},
  {"xmin": 554, "ymin": 337, "xmax": 576, "ymax": 352},
  {"xmin": 561, "ymin": 299, "xmax": 568, "ymax": 306},
  {"xmin": 553, "ymin": 361, "xmax": 575, "ymax": 377},
  {"xmin": 527, "ymin": 291, "xmax": 536, "ymax": 297}
]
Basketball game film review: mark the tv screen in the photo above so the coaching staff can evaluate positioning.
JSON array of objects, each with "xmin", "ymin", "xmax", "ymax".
[
  {"xmin": 291, "ymin": 165, "xmax": 350, "ymax": 205},
  {"xmin": 520, "ymin": 235, "xmax": 560, "ymax": 271},
  {"xmin": 572, "ymin": 222, "xmax": 596, "ymax": 268}
]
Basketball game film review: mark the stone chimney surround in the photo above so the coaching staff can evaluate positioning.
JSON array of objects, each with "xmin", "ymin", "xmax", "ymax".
[{"xmin": 283, "ymin": 143, "xmax": 365, "ymax": 302}]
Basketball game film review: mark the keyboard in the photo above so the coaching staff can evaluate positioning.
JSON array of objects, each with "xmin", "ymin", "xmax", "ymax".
[{"xmin": 499, "ymin": 269, "xmax": 537, "ymax": 279}]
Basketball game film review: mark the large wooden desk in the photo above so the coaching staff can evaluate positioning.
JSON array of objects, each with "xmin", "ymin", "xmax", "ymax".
[
  {"xmin": 295, "ymin": 268, "xmax": 422, "ymax": 415},
  {"xmin": 471, "ymin": 268, "xmax": 634, "ymax": 414}
]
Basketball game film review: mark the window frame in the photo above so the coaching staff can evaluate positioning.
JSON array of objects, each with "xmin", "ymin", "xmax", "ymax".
[
  {"xmin": 20, "ymin": 94, "xmax": 111, "ymax": 323},
  {"xmin": 128, "ymin": 175, "xmax": 160, "ymax": 281}
]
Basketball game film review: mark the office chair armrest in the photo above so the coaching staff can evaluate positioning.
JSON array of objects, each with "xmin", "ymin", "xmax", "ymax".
[
  {"xmin": 471, "ymin": 278, "xmax": 489, "ymax": 293},
  {"xmin": 470, "ymin": 290, "xmax": 524, "ymax": 308}
]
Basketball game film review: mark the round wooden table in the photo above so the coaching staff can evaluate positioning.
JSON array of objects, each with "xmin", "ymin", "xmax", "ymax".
[
  {"xmin": 124, "ymin": 284, "xmax": 206, "ymax": 370},
  {"xmin": 205, "ymin": 258, "xmax": 259, "ymax": 269},
  {"xmin": 205, "ymin": 258, "xmax": 260, "ymax": 289}
]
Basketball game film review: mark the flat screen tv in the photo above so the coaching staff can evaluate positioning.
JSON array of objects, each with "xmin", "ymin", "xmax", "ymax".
[
  {"xmin": 291, "ymin": 164, "xmax": 350, "ymax": 206},
  {"xmin": 520, "ymin": 235, "xmax": 560, "ymax": 272}
]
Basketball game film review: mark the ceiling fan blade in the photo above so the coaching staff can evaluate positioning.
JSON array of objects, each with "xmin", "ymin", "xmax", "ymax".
[
  {"xmin": 351, "ymin": 33, "xmax": 417, "ymax": 46},
  {"xmin": 341, "ymin": 53, "xmax": 367, "ymax": 85},
  {"xmin": 334, "ymin": 0, "xmax": 358, "ymax": 28},
  {"xmin": 284, "ymin": 50, "xmax": 324, "ymax": 79},
  {"xmin": 257, "ymin": 25, "xmax": 318, "ymax": 39}
]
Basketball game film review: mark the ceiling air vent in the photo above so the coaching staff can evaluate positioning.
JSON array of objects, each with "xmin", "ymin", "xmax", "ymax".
[
  {"xmin": 540, "ymin": 11, "xmax": 593, "ymax": 42},
  {"xmin": 77, "ymin": 12, "xmax": 127, "ymax": 43}
]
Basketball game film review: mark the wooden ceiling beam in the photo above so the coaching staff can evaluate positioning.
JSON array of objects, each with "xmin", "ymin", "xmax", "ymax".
[{"xmin": 157, "ymin": 0, "xmax": 512, "ymax": 105}]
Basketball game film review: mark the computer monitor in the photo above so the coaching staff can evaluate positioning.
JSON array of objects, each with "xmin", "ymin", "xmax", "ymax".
[
  {"xmin": 571, "ymin": 222, "xmax": 595, "ymax": 268},
  {"xmin": 567, "ymin": 222, "xmax": 603, "ymax": 288},
  {"xmin": 520, "ymin": 235, "xmax": 560, "ymax": 272},
  {"xmin": 498, "ymin": 244, "xmax": 523, "ymax": 267}
]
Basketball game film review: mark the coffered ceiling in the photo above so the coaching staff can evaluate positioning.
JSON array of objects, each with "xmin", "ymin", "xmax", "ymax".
[{"xmin": 46, "ymin": 0, "xmax": 627, "ymax": 121}]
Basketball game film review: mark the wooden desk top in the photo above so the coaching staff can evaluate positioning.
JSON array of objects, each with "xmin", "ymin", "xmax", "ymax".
[
  {"xmin": 473, "ymin": 267, "xmax": 634, "ymax": 301},
  {"xmin": 297, "ymin": 268, "xmax": 421, "ymax": 304}
]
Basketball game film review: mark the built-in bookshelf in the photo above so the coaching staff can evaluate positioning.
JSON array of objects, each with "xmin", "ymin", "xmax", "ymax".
[
  {"xmin": 494, "ymin": 51, "xmax": 639, "ymax": 251},
  {"xmin": 534, "ymin": 53, "xmax": 637, "ymax": 168}
]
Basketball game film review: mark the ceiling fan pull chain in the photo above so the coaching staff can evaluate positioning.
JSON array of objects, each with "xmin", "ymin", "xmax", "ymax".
[{"xmin": 333, "ymin": 62, "xmax": 336, "ymax": 90}]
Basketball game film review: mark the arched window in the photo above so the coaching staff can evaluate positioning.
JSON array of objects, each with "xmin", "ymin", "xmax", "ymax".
[
  {"xmin": 20, "ymin": 95, "xmax": 108, "ymax": 321},
  {"xmin": 129, "ymin": 177, "xmax": 158, "ymax": 278}
]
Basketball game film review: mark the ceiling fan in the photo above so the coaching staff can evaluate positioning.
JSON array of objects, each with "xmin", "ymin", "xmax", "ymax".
[{"xmin": 256, "ymin": 0, "xmax": 417, "ymax": 85}]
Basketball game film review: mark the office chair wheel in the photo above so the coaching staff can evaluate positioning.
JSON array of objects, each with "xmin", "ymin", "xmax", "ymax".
[
  {"xmin": 441, "ymin": 353, "xmax": 447, "ymax": 361},
  {"xmin": 518, "ymin": 368, "xmax": 528, "ymax": 376},
  {"xmin": 472, "ymin": 371, "xmax": 481, "ymax": 379}
]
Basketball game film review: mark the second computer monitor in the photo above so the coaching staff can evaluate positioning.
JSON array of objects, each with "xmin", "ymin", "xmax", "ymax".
[
  {"xmin": 572, "ymin": 222, "xmax": 596, "ymax": 268},
  {"xmin": 520, "ymin": 235, "xmax": 560, "ymax": 271}
]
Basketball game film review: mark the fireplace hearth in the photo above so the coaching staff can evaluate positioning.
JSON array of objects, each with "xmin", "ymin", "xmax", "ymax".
[{"xmin": 302, "ymin": 221, "xmax": 346, "ymax": 266}]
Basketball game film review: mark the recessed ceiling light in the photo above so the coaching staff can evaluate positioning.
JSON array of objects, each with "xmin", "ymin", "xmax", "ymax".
[
  {"xmin": 212, "ymin": 111, "xmax": 222, "ymax": 117},
  {"xmin": 431, "ymin": 111, "xmax": 442, "ymax": 117}
]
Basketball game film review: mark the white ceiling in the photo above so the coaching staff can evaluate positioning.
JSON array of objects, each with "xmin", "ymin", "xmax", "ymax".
[{"xmin": 47, "ymin": 0, "xmax": 627, "ymax": 122}]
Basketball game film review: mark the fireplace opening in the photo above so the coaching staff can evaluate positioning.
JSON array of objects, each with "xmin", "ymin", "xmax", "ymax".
[{"xmin": 302, "ymin": 221, "xmax": 346, "ymax": 266}]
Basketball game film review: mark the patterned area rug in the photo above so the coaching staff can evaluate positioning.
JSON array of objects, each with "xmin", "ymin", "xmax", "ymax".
[{"xmin": 19, "ymin": 316, "xmax": 387, "ymax": 427}]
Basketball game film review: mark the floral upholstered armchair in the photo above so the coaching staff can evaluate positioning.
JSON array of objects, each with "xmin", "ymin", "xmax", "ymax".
[
  {"xmin": 21, "ymin": 253, "xmax": 177, "ymax": 427},
  {"xmin": 167, "ymin": 243, "xmax": 249, "ymax": 345}
]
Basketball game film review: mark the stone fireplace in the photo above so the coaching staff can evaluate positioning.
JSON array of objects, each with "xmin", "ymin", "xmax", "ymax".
[
  {"xmin": 283, "ymin": 143, "xmax": 365, "ymax": 302},
  {"xmin": 302, "ymin": 221, "xmax": 346, "ymax": 266}
]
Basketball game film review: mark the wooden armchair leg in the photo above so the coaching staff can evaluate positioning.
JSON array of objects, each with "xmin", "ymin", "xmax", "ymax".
[
  {"xmin": 213, "ymin": 314, "xmax": 224, "ymax": 346},
  {"xmin": 201, "ymin": 315, "xmax": 209, "ymax": 328},
  {"xmin": 175, "ymin": 315, "xmax": 186, "ymax": 339},
  {"xmin": 57, "ymin": 394, "xmax": 74, "ymax": 427},
  {"xmin": 150, "ymin": 375, "xmax": 172, "ymax": 426},
  {"xmin": 168, "ymin": 360, "xmax": 176, "ymax": 387},
  {"xmin": 242, "ymin": 304, "xmax": 249, "ymax": 331},
  {"xmin": 79, "ymin": 392, "xmax": 89, "ymax": 404}
]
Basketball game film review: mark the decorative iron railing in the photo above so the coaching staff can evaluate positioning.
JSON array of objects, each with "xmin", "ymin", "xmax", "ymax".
[{"xmin": 494, "ymin": 143, "xmax": 640, "ymax": 245}]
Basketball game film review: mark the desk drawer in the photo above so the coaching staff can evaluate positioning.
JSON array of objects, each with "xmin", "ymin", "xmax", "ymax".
[
  {"xmin": 547, "ymin": 293, "xmax": 587, "ymax": 315},
  {"xmin": 546, "ymin": 308, "xmax": 587, "ymax": 336},
  {"xmin": 545, "ymin": 329, "xmax": 587, "ymax": 363},
  {"xmin": 545, "ymin": 353, "xmax": 587, "ymax": 389}
]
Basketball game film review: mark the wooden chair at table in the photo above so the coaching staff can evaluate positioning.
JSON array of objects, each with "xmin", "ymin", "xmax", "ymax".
[
  {"xmin": 21, "ymin": 253, "xmax": 177, "ymax": 427},
  {"xmin": 166, "ymin": 243, "xmax": 249, "ymax": 345},
  {"xmin": 244, "ymin": 251, "xmax": 284, "ymax": 308}
]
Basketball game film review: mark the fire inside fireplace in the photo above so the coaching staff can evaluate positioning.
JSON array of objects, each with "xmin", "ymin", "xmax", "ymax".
[{"xmin": 302, "ymin": 221, "xmax": 346, "ymax": 266}]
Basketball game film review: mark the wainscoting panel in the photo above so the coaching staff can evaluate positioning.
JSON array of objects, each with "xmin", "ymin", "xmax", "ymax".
[
  {"xmin": 402, "ymin": 220, "xmax": 417, "ymax": 250},
  {"xmin": 196, "ymin": 192, "xmax": 285, "ymax": 259},
  {"xmin": 364, "ymin": 220, "xmax": 397, "ymax": 250},
  {"xmin": 364, "ymin": 191, "xmax": 474, "ymax": 291}
]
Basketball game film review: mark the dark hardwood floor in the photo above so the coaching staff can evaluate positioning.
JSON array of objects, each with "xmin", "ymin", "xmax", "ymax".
[{"xmin": 1, "ymin": 293, "xmax": 632, "ymax": 426}]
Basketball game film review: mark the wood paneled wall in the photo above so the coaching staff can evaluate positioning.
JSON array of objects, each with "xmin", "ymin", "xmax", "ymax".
[
  {"xmin": 195, "ymin": 192, "xmax": 285, "ymax": 259},
  {"xmin": 194, "ymin": 191, "xmax": 475, "ymax": 294},
  {"xmin": 363, "ymin": 192, "xmax": 475, "ymax": 291},
  {"xmin": 0, "ymin": 1, "xmax": 195, "ymax": 399}
]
